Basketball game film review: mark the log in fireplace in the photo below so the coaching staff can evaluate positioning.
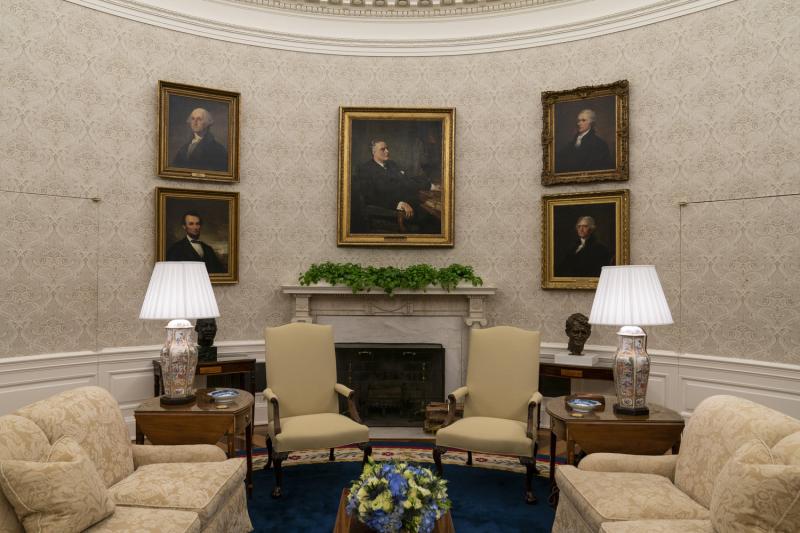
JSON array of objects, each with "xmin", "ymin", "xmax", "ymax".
[{"xmin": 335, "ymin": 343, "xmax": 445, "ymax": 427}]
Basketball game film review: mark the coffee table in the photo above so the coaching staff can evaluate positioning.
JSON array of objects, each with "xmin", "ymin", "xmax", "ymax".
[
  {"xmin": 333, "ymin": 489, "xmax": 455, "ymax": 533},
  {"xmin": 135, "ymin": 388, "xmax": 254, "ymax": 496},
  {"xmin": 546, "ymin": 395, "xmax": 684, "ymax": 506}
]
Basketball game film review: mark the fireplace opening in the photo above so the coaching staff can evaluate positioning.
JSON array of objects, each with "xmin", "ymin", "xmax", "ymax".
[{"xmin": 335, "ymin": 343, "xmax": 445, "ymax": 427}]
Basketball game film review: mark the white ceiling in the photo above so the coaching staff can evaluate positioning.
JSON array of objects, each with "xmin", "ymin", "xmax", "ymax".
[{"xmin": 67, "ymin": 0, "xmax": 736, "ymax": 55}]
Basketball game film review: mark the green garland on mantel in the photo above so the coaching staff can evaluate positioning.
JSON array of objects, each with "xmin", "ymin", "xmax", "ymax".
[{"xmin": 298, "ymin": 262, "xmax": 483, "ymax": 295}]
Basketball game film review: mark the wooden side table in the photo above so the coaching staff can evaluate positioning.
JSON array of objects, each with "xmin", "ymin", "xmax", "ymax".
[
  {"xmin": 546, "ymin": 395, "xmax": 684, "ymax": 507},
  {"xmin": 152, "ymin": 357, "xmax": 256, "ymax": 397},
  {"xmin": 135, "ymin": 388, "xmax": 254, "ymax": 496}
]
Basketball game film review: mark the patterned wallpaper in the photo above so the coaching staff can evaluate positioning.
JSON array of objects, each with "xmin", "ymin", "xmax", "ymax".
[{"xmin": 0, "ymin": 0, "xmax": 797, "ymax": 363}]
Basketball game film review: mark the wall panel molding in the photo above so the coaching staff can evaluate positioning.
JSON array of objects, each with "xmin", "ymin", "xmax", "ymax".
[
  {"xmin": 2, "ymin": 341, "xmax": 798, "ymax": 435},
  {"xmin": 65, "ymin": 0, "xmax": 736, "ymax": 56}
]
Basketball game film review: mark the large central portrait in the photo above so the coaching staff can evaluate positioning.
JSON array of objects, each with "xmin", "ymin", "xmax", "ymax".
[{"xmin": 338, "ymin": 107, "xmax": 455, "ymax": 247}]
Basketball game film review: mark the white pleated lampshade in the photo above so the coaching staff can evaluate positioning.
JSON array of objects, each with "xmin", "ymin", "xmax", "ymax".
[
  {"xmin": 139, "ymin": 262, "xmax": 220, "ymax": 320},
  {"xmin": 589, "ymin": 265, "xmax": 673, "ymax": 326}
]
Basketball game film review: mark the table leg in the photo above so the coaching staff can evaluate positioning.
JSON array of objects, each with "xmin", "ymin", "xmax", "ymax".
[
  {"xmin": 548, "ymin": 430, "xmax": 559, "ymax": 508},
  {"xmin": 227, "ymin": 432, "xmax": 235, "ymax": 459},
  {"xmin": 135, "ymin": 422, "xmax": 144, "ymax": 445},
  {"xmin": 246, "ymin": 417, "xmax": 253, "ymax": 497}
]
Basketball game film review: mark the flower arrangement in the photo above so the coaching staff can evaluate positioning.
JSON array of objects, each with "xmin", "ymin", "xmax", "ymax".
[{"xmin": 346, "ymin": 459, "xmax": 451, "ymax": 533}]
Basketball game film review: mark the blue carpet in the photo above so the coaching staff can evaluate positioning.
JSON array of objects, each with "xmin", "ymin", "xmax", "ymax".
[{"xmin": 247, "ymin": 460, "xmax": 555, "ymax": 532}]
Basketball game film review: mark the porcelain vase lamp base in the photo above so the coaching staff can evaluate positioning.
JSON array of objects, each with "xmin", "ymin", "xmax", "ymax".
[{"xmin": 612, "ymin": 326, "xmax": 650, "ymax": 416}]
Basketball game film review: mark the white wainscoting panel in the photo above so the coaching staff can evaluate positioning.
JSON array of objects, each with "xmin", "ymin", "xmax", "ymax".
[{"xmin": 2, "ymin": 343, "xmax": 799, "ymax": 437}]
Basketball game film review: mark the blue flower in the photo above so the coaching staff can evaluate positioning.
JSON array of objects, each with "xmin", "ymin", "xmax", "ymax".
[
  {"xmin": 387, "ymin": 471, "xmax": 408, "ymax": 498},
  {"xmin": 419, "ymin": 509, "xmax": 437, "ymax": 533}
]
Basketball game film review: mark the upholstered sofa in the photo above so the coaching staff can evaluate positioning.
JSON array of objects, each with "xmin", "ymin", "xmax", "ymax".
[
  {"xmin": 0, "ymin": 386, "xmax": 253, "ymax": 532},
  {"xmin": 552, "ymin": 395, "xmax": 800, "ymax": 533}
]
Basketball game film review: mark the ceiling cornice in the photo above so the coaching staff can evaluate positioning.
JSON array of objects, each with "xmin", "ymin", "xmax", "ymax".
[{"xmin": 65, "ymin": 0, "xmax": 737, "ymax": 56}]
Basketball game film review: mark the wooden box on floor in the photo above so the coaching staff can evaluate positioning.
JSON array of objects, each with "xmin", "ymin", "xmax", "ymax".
[
  {"xmin": 424, "ymin": 402, "xmax": 463, "ymax": 433},
  {"xmin": 333, "ymin": 489, "xmax": 455, "ymax": 533}
]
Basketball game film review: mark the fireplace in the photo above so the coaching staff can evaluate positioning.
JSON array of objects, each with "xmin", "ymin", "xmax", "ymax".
[{"xmin": 335, "ymin": 343, "xmax": 444, "ymax": 427}]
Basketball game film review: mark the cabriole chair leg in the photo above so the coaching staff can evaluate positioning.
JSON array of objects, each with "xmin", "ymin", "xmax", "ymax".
[
  {"xmin": 271, "ymin": 452, "xmax": 288, "ymax": 498},
  {"xmin": 433, "ymin": 446, "xmax": 446, "ymax": 476},
  {"xmin": 358, "ymin": 442, "xmax": 372, "ymax": 464},
  {"xmin": 265, "ymin": 437, "xmax": 274, "ymax": 470},
  {"xmin": 520, "ymin": 457, "xmax": 537, "ymax": 505}
]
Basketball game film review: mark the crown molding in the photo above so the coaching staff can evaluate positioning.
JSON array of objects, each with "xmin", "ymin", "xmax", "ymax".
[{"xmin": 66, "ymin": 0, "xmax": 736, "ymax": 56}]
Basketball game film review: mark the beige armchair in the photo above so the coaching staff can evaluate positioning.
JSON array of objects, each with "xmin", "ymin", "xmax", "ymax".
[
  {"xmin": 263, "ymin": 322, "xmax": 371, "ymax": 498},
  {"xmin": 433, "ymin": 325, "xmax": 542, "ymax": 503},
  {"xmin": 552, "ymin": 395, "xmax": 800, "ymax": 533}
]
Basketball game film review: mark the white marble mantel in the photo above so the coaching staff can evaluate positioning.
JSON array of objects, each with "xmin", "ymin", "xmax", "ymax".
[
  {"xmin": 280, "ymin": 283, "xmax": 497, "ymax": 391},
  {"xmin": 281, "ymin": 283, "xmax": 496, "ymax": 326}
]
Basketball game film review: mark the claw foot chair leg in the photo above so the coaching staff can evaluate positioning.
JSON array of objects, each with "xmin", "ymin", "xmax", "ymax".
[
  {"xmin": 433, "ymin": 446, "xmax": 446, "ymax": 476},
  {"xmin": 271, "ymin": 452, "xmax": 289, "ymax": 498}
]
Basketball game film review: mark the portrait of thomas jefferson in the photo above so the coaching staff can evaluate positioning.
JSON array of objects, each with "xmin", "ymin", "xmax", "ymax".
[{"xmin": 553, "ymin": 205, "xmax": 616, "ymax": 279}]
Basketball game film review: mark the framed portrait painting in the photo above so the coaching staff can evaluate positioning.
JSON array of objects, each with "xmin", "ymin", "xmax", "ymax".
[
  {"xmin": 157, "ymin": 81, "xmax": 240, "ymax": 182},
  {"xmin": 156, "ymin": 187, "xmax": 239, "ymax": 284},
  {"xmin": 541, "ymin": 80, "xmax": 629, "ymax": 186},
  {"xmin": 337, "ymin": 107, "xmax": 455, "ymax": 247},
  {"xmin": 541, "ymin": 189, "xmax": 630, "ymax": 290}
]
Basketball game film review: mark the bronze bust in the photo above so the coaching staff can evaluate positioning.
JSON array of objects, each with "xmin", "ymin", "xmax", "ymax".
[
  {"xmin": 565, "ymin": 313, "xmax": 591, "ymax": 355},
  {"xmin": 195, "ymin": 318, "xmax": 218, "ymax": 362}
]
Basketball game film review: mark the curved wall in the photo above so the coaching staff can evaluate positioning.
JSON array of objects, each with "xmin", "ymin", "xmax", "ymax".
[{"xmin": 1, "ymin": 0, "xmax": 798, "ymax": 367}]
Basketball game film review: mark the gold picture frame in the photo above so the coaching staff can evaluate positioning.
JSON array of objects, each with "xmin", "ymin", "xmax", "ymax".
[
  {"xmin": 157, "ymin": 81, "xmax": 240, "ymax": 182},
  {"xmin": 156, "ymin": 187, "xmax": 239, "ymax": 284},
  {"xmin": 541, "ymin": 80, "xmax": 629, "ymax": 186},
  {"xmin": 542, "ymin": 189, "xmax": 630, "ymax": 290},
  {"xmin": 337, "ymin": 107, "xmax": 455, "ymax": 247}
]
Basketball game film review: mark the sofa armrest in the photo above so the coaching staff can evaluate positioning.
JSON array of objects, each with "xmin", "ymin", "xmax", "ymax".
[
  {"xmin": 335, "ymin": 383, "xmax": 363, "ymax": 424},
  {"xmin": 132, "ymin": 444, "xmax": 227, "ymax": 468},
  {"xmin": 527, "ymin": 391, "xmax": 543, "ymax": 439},
  {"xmin": 264, "ymin": 387, "xmax": 281, "ymax": 435},
  {"xmin": 443, "ymin": 386, "xmax": 469, "ymax": 428},
  {"xmin": 579, "ymin": 453, "xmax": 678, "ymax": 481}
]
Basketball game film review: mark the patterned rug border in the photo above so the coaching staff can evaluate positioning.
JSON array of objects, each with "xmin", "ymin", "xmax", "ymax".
[{"xmin": 248, "ymin": 444, "xmax": 562, "ymax": 478}]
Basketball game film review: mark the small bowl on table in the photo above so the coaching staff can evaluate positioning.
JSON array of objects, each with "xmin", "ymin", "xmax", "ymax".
[
  {"xmin": 565, "ymin": 394, "xmax": 605, "ymax": 414},
  {"xmin": 207, "ymin": 388, "xmax": 240, "ymax": 404}
]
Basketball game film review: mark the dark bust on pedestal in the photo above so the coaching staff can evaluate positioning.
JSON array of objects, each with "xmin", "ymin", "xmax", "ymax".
[
  {"xmin": 196, "ymin": 318, "xmax": 218, "ymax": 362},
  {"xmin": 565, "ymin": 313, "xmax": 592, "ymax": 355}
]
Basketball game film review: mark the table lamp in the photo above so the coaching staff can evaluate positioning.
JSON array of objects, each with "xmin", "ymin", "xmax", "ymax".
[
  {"xmin": 588, "ymin": 265, "xmax": 673, "ymax": 415},
  {"xmin": 140, "ymin": 262, "xmax": 220, "ymax": 405}
]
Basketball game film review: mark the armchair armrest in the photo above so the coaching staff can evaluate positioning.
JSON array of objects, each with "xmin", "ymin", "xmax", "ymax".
[
  {"xmin": 443, "ymin": 386, "xmax": 469, "ymax": 427},
  {"xmin": 264, "ymin": 387, "xmax": 281, "ymax": 435},
  {"xmin": 132, "ymin": 444, "xmax": 226, "ymax": 468},
  {"xmin": 335, "ymin": 383, "xmax": 363, "ymax": 424},
  {"xmin": 527, "ymin": 391, "xmax": 543, "ymax": 439},
  {"xmin": 579, "ymin": 453, "xmax": 679, "ymax": 481}
]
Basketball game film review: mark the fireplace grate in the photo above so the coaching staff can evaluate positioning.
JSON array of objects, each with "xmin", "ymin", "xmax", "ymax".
[{"xmin": 335, "ymin": 343, "xmax": 444, "ymax": 427}]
